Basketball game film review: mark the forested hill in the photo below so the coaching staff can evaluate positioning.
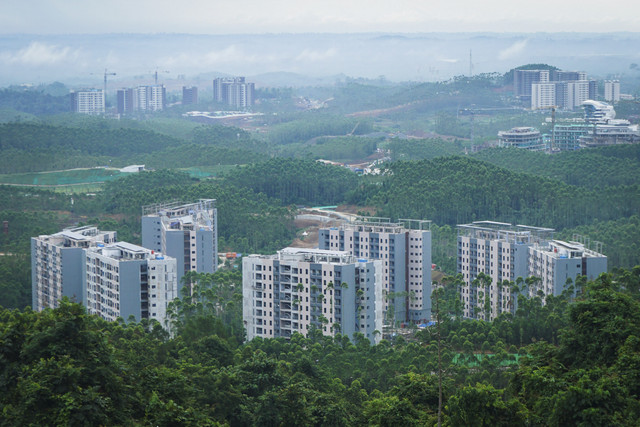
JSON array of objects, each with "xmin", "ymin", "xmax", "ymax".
[
  {"xmin": 472, "ymin": 145, "xmax": 640, "ymax": 188},
  {"xmin": 0, "ymin": 123, "xmax": 262, "ymax": 173},
  {"xmin": 358, "ymin": 156, "xmax": 640, "ymax": 230},
  {"xmin": 2, "ymin": 269, "xmax": 640, "ymax": 425}
]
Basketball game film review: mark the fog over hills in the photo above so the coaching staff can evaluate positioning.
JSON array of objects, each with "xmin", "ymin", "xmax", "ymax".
[{"xmin": 1, "ymin": 32, "xmax": 639, "ymax": 87}]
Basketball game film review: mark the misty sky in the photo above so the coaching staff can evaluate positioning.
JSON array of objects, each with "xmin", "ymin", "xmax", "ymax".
[{"xmin": 3, "ymin": 0, "xmax": 639, "ymax": 34}]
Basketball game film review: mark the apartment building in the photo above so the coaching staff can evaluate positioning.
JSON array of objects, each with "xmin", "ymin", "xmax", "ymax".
[
  {"xmin": 604, "ymin": 80, "xmax": 620, "ymax": 103},
  {"xmin": 31, "ymin": 226, "xmax": 117, "ymax": 312},
  {"xmin": 141, "ymin": 199, "xmax": 218, "ymax": 291},
  {"xmin": 213, "ymin": 77, "xmax": 255, "ymax": 109},
  {"xmin": 243, "ymin": 248, "xmax": 383, "ymax": 344},
  {"xmin": 84, "ymin": 242, "xmax": 177, "ymax": 324},
  {"xmin": 182, "ymin": 86, "xmax": 198, "ymax": 105},
  {"xmin": 318, "ymin": 218, "xmax": 432, "ymax": 324},
  {"xmin": 457, "ymin": 221, "xmax": 553, "ymax": 320},
  {"xmin": 116, "ymin": 85, "xmax": 166, "ymax": 114},
  {"xmin": 70, "ymin": 89, "xmax": 105, "ymax": 115},
  {"xmin": 529, "ymin": 240, "xmax": 607, "ymax": 297}
]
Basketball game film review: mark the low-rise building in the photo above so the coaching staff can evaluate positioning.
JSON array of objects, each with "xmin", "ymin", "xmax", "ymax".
[{"xmin": 498, "ymin": 127, "xmax": 545, "ymax": 151}]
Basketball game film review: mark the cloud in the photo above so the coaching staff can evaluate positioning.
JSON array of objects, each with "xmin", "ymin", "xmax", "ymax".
[
  {"xmin": 437, "ymin": 57, "xmax": 458, "ymax": 63},
  {"xmin": 498, "ymin": 39, "xmax": 528, "ymax": 60},
  {"xmin": 295, "ymin": 48, "xmax": 337, "ymax": 62},
  {"xmin": 2, "ymin": 42, "xmax": 78, "ymax": 65}
]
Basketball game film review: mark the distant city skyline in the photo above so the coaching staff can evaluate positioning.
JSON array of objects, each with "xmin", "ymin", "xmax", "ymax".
[{"xmin": 3, "ymin": 0, "xmax": 640, "ymax": 34}]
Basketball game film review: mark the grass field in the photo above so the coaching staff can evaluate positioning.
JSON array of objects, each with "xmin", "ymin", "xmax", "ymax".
[{"xmin": 0, "ymin": 167, "xmax": 128, "ymax": 186}]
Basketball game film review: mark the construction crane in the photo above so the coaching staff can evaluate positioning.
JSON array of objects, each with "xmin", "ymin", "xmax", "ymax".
[
  {"xmin": 150, "ymin": 69, "xmax": 170, "ymax": 85},
  {"xmin": 90, "ymin": 69, "xmax": 116, "ymax": 103},
  {"xmin": 535, "ymin": 105, "xmax": 558, "ymax": 152},
  {"xmin": 91, "ymin": 69, "xmax": 116, "ymax": 96}
]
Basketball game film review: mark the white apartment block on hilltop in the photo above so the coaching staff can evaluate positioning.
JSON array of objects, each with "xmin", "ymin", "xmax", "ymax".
[
  {"xmin": 31, "ymin": 226, "xmax": 117, "ymax": 311},
  {"xmin": 70, "ymin": 89, "xmax": 105, "ymax": 115},
  {"xmin": 318, "ymin": 218, "xmax": 432, "ymax": 324},
  {"xmin": 84, "ymin": 242, "xmax": 177, "ymax": 325},
  {"xmin": 457, "ymin": 221, "xmax": 553, "ymax": 320},
  {"xmin": 243, "ymin": 248, "xmax": 383, "ymax": 344},
  {"xmin": 142, "ymin": 200, "xmax": 217, "ymax": 293}
]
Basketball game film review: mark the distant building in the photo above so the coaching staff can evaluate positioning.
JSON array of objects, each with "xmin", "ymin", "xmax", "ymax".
[
  {"xmin": 31, "ymin": 226, "xmax": 117, "ymax": 312},
  {"xmin": 116, "ymin": 88, "xmax": 135, "ymax": 115},
  {"xmin": 70, "ymin": 89, "xmax": 105, "ymax": 115},
  {"xmin": 580, "ymin": 100, "xmax": 640, "ymax": 146},
  {"xmin": 117, "ymin": 85, "xmax": 166, "ymax": 114},
  {"xmin": 182, "ymin": 86, "xmax": 198, "ymax": 105},
  {"xmin": 528, "ymin": 240, "xmax": 607, "ymax": 297},
  {"xmin": 84, "ymin": 242, "xmax": 177, "ymax": 324},
  {"xmin": 514, "ymin": 69, "xmax": 549, "ymax": 102},
  {"xmin": 318, "ymin": 218, "xmax": 432, "ymax": 324},
  {"xmin": 243, "ymin": 248, "xmax": 384, "ymax": 343},
  {"xmin": 552, "ymin": 122, "xmax": 591, "ymax": 151},
  {"xmin": 498, "ymin": 127, "xmax": 545, "ymax": 151},
  {"xmin": 141, "ymin": 200, "xmax": 218, "ymax": 291},
  {"xmin": 604, "ymin": 80, "xmax": 621, "ymax": 103},
  {"xmin": 213, "ymin": 77, "xmax": 255, "ymax": 109}
]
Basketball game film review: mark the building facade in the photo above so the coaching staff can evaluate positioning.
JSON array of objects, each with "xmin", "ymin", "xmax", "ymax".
[
  {"xmin": 84, "ymin": 242, "xmax": 177, "ymax": 324},
  {"xmin": 243, "ymin": 248, "xmax": 383, "ymax": 343},
  {"xmin": 318, "ymin": 218, "xmax": 432, "ymax": 324},
  {"xmin": 70, "ymin": 89, "xmax": 105, "ymax": 115},
  {"xmin": 528, "ymin": 240, "xmax": 607, "ymax": 297},
  {"xmin": 141, "ymin": 199, "xmax": 218, "ymax": 292},
  {"xmin": 31, "ymin": 226, "xmax": 117, "ymax": 312},
  {"xmin": 457, "ymin": 221, "xmax": 553, "ymax": 320}
]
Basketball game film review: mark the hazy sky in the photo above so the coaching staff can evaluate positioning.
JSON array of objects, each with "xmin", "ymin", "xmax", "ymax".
[{"xmin": 3, "ymin": 0, "xmax": 640, "ymax": 34}]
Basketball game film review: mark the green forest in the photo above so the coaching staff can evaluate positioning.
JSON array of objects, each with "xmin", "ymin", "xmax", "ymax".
[
  {"xmin": 2, "ymin": 70, "xmax": 640, "ymax": 425},
  {"xmin": 2, "ymin": 269, "xmax": 640, "ymax": 425}
]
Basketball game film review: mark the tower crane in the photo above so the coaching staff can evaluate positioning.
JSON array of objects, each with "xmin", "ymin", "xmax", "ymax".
[
  {"xmin": 534, "ymin": 105, "xmax": 557, "ymax": 152},
  {"xmin": 90, "ymin": 69, "xmax": 116, "ymax": 103},
  {"xmin": 150, "ymin": 69, "xmax": 170, "ymax": 85}
]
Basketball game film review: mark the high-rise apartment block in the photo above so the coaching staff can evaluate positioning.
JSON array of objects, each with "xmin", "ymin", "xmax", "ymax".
[
  {"xmin": 528, "ymin": 240, "xmax": 607, "ymax": 298},
  {"xmin": 141, "ymin": 200, "xmax": 218, "ymax": 292},
  {"xmin": 514, "ymin": 68, "xmax": 596, "ymax": 110},
  {"xmin": 243, "ymin": 248, "xmax": 383, "ymax": 344},
  {"xmin": 604, "ymin": 80, "xmax": 621, "ymax": 103},
  {"xmin": 32, "ymin": 226, "xmax": 178, "ymax": 328},
  {"xmin": 31, "ymin": 226, "xmax": 117, "ymax": 312},
  {"xmin": 457, "ymin": 221, "xmax": 606, "ymax": 320},
  {"xmin": 116, "ymin": 85, "xmax": 166, "ymax": 114},
  {"xmin": 70, "ymin": 89, "xmax": 105, "ymax": 115},
  {"xmin": 84, "ymin": 242, "xmax": 177, "ymax": 324},
  {"xmin": 318, "ymin": 218, "xmax": 432, "ymax": 324},
  {"xmin": 182, "ymin": 86, "xmax": 198, "ymax": 105},
  {"xmin": 213, "ymin": 77, "xmax": 255, "ymax": 109}
]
